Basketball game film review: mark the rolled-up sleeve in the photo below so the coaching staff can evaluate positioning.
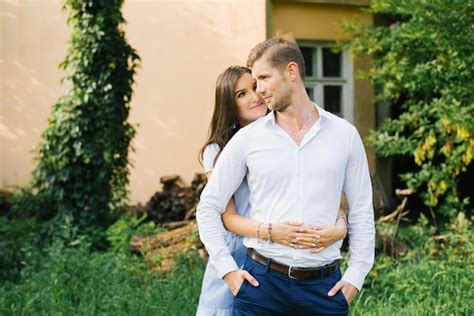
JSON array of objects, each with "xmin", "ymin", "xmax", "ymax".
[
  {"xmin": 196, "ymin": 131, "xmax": 248, "ymax": 278},
  {"xmin": 341, "ymin": 127, "xmax": 376, "ymax": 290}
]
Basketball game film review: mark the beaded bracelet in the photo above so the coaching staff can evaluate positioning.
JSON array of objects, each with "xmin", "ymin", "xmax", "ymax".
[{"xmin": 267, "ymin": 223, "xmax": 273, "ymax": 244}]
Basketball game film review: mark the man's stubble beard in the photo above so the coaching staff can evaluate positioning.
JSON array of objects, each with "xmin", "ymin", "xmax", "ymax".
[{"xmin": 271, "ymin": 83, "xmax": 293, "ymax": 112}]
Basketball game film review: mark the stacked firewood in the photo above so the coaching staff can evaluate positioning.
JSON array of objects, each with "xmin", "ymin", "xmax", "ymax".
[
  {"xmin": 130, "ymin": 174, "xmax": 207, "ymax": 272},
  {"xmin": 134, "ymin": 173, "xmax": 207, "ymax": 224},
  {"xmin": 130, "ymin": 221, "xmax": 204, "ymax": 272}
]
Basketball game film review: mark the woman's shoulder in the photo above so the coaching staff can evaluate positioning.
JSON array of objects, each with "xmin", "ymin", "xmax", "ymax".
[
  {"xmin": 202, "ymin": 143, "xmax": 220, "ymax": 172},
  {"xmin": 204, "ymin": 143, "xmax": 220, "ymax": 156},
  {"xmin": 233, "ymin": 113, "xmax": 270, "ymax": 140}
]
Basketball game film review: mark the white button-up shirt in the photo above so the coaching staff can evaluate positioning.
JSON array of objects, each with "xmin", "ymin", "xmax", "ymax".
[{"xmin": 197, "ymin": 104, "xmax": 375, "ymax": 290}]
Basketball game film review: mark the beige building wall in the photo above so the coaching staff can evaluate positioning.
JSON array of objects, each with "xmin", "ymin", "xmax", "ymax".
[
  {"xmin": 0, "ymin": 0, "xmax": 266, "ymax": 204},
  {"xmin": 271, "ymin": 1, "xmax": 376, "ymax": 170},
  {"xmin": 272, "ymin": 1, "xmax": 371, "ymax": 40},
  {"xmin": 1, "ymin": 0, "xmax": 70, "ymax": 191}
]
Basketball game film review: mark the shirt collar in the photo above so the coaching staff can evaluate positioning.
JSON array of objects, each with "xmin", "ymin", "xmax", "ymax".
[{"xmin": 264, "ymin": 102, "xmax": 328, "ymax": 128}]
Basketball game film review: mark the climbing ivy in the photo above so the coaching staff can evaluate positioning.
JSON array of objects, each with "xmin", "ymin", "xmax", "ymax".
[{"xmin": 27, "ymin": 0, "xmax": 140, "ymax": 243}]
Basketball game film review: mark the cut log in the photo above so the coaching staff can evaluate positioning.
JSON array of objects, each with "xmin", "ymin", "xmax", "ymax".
[
  {"xmin": 134, "ymin": 173, "xmax": 207, "ymax": 224},
  {"xmin": 130, "ymin": 221, "xmax": 204, "ymax": 272}
]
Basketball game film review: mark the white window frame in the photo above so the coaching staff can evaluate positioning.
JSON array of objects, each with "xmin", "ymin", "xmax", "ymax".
[{"xmin": 298, "ymin": 41, "xmax": 354, "ymax": 123}]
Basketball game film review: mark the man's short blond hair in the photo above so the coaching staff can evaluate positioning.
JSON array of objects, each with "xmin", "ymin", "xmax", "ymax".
[{"xmin": 246, "ymin": 34, "xmax": 306, "ymax": 80}]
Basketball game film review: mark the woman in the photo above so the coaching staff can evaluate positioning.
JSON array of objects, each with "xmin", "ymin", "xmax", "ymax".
[{"xmin": 196, "ymin": 66, "xmax": 347, "ymax": 316}]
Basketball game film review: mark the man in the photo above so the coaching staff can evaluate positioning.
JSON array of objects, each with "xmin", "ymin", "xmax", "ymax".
[{"xmin": 197, "ymin": 36, "xmax": 375, "ymax": 315}]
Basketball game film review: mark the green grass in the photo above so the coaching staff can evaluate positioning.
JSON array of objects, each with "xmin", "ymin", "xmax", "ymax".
[
  {"xmin": 1, "ymin": 246, "xmax": 471, "ymax": 316},
  {"xmin": 0, "ymin": 247, "xmax": 205, "ymax": 316},
  {"xmin": 350, "ymin": 254, "xmax": 473, "ymax": 315},
  {"xmin": 1, "ymin": 213, "xmax": 472, "ymax": 315},
  {"xmin": 349, "ymin": 213, "xmax": 474, "ymax": 315}
]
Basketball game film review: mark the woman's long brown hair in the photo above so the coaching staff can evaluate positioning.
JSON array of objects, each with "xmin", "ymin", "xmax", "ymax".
[{"xmin": 199, "ymin": 66, "xmax": 251, "ymax": 167}]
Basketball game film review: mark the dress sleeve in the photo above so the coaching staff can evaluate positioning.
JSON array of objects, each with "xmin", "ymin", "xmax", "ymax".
[{"xmin": 202, "ymin": 143, "xmax": 220, "ymax": 173}]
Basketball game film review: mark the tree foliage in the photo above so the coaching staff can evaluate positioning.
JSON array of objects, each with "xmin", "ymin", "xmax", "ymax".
[
  {"xmin": 344, "ymin": 0, "xmax": 474, "ymax": 217},
  {"xmin": 25, "ymin": 0, "xmax": 140, "ymax": 241}
]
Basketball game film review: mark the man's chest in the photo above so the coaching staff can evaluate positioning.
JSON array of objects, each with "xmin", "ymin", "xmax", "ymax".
[{"xmin": 245, "ymin": 132, "xmax": 349, "ymax": 186}]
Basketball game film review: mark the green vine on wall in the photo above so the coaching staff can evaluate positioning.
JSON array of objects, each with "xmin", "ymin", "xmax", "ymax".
[{"xmin": 27, "ymin": 0, "xmax": 140, "ymax": 242}]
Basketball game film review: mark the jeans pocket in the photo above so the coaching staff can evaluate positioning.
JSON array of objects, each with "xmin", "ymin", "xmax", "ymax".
[
  {"xmin": 336, "ymin": 290, "xmax": 349, "ymax": 308},
  {"xmin": 234, "ymin": 280, "xmax": 248, "ymax": 298}
]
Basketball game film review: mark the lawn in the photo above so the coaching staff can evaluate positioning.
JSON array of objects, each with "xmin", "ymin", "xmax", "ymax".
[
  {"xmin": 1, "ymin": 214, "xmax": 472, "ymax": 315},
  {"xmin": 1, "ymin": 245, "xmax": 472, "ymax": 315}
]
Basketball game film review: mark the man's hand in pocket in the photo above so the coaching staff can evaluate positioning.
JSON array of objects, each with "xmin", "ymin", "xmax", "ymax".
[
  {"xmin": 223, "ymin": 269, "xmax": 259, "ymax": 295},
  {"xmin": 328, "ymin": 280, "xmax": 358, "ymax": 304}
]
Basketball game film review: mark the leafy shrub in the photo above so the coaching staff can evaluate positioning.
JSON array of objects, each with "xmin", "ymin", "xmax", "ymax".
[
  {"xmin": 20, "ymin": 0, "xmax": 140, "ymax": 245},
  {"xmin": 344, "ymin": 0, "xmax": 474, "ymax": 218},
  {"xmin": 106, "ymin": 213, "xmax": 164, "ymax": 254},
  {"xmin": 0, "ymin": 216, "xmax": 43, "ymax": 283},
  {"xmin": 0, "ymin": 194, "xmax": 11, "ymax": 217}
]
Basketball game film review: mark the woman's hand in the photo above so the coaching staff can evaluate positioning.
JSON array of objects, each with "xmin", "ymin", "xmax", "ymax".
[
  {"xmin": 306, "ymin": 223, "xmax": 347, "ymax": 253},
  {"xmin": 221, "ymin": 202, "xmax": 347, "ymax": 251},
  {"xmin": 270, "ymin": 221, "xmax": 322, "ymax": 249}
]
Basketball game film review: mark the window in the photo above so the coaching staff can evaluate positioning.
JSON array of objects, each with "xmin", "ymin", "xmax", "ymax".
[{"xmin": 298, "ymin": 41, "xmax": 354, "ymax": 122}]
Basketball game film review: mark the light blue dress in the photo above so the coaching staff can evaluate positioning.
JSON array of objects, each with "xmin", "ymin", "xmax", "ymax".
[{"xmin": 196, "ymin": 143, "xmax": 251, "ymax": 316}]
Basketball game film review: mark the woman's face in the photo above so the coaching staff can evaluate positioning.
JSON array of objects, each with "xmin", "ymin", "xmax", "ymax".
[{"xmin": 234, "ymin": 73, "xmax": 267, "ymax": 126}]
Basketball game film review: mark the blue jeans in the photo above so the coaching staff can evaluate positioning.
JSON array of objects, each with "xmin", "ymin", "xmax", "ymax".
[{"xmin": 233, "ymin": 254, "xmax": 349, "ymax": 316}]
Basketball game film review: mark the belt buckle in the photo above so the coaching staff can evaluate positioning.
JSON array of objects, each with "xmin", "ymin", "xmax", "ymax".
[{"xmin": 287, "ymin": 265, "xmax": 298, "ymax": 280}]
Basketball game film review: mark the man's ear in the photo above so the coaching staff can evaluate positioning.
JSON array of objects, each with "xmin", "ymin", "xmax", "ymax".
[{"xmin": 286, "ymin": 62, "xmax": 300, "ymax": 82}]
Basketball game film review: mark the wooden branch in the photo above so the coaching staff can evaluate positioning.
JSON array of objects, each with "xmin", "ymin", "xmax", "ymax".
[
  {"xmin": 378, "ymin": 197, "xmax": 408, "ymax": 223},
  {"xmin": 433, "ymin": 235, "xmax": 448, "ymax": 241},
  {"xmin": 184, "ymin": 204, "xmax": 197, "ymax": 220},
  {"xmin": 395, "ymin": 188, "xmax": 413, "ymax": 197},
  {"xmin": 163, "ymin": 220, "xmax": 192, "ymax": 230}
]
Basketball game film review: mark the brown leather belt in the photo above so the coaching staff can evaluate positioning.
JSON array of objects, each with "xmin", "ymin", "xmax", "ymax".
[{"xmin": 248, "ymin": 248, "xmax": 339, "ymax": 280}]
